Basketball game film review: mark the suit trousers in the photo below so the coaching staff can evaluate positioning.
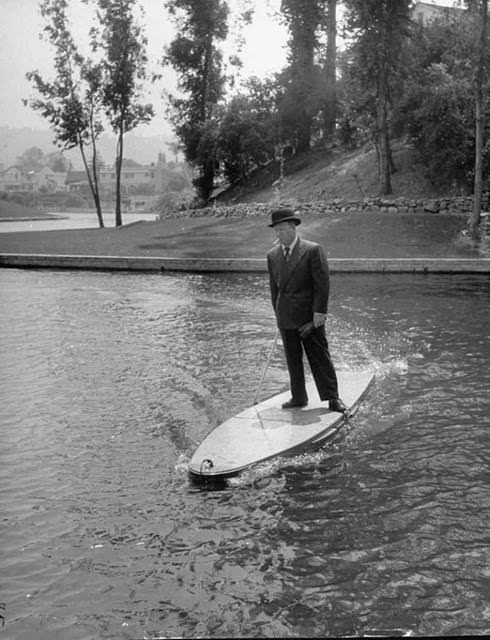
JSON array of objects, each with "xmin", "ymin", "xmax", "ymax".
[{"xmin": 281, "ymin": 325, "xmax": 339, "ymax": 403}]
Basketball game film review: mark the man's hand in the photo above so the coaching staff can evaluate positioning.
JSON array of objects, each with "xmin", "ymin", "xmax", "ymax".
[
  {"xmin": 298, "ymin": 320, "xmax": 313, "ymax": 339},
  {"xmin": 313, "ymin": 312, "xmax": 326, "ymax": 328},
  {"xmin": 298, "ymin": 321, "xmax": 314, "ymax": 339},
  {"xmin": 299, "ymin": 314, "xmax": 326, "ymax": 339}
]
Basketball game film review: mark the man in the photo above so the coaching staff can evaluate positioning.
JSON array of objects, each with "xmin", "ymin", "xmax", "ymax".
[{"xmin": 266, "ymin": 207, "xmax": 349, "ymax": 414}]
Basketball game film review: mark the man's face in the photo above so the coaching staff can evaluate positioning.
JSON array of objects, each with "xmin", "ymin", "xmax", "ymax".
[{"xmin": 273, "ymin": 221, "xmax": 297, "ymax": 246}]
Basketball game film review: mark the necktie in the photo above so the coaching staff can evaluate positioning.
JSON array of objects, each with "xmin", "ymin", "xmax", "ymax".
[{"xmin": 284, "ymin": 246, "xmax": 290, "ymax": 261}]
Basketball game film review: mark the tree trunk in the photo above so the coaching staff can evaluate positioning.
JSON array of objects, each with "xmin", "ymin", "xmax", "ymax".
[
  {"xmin": 471, "ymin": 0, "xmax": 488, "ymax": 241},
  {"xmin": 377, "ymin": 71, "xmax": 392, "ymax": 195},
  {"xmin": 78, "ymin": 139, "xmax": 104, "ymax": 228},
  {"xmin": 295, "ymin": 115, "xmax": 312, "ymax": 153},
  {"xmin": 90, "ymin": 118, "xmax": 104, "ymax": 228},
  {"xmin": 115, "ymin": 125, "xmax": 123, "ymax": 227},
  {"xmin": 323, "ymin": 0, "xmax": 337, "ymax": 145}
]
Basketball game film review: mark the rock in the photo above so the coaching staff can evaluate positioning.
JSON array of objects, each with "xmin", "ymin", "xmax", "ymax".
[{"xmin": 424, "ymin": 200, "xmax": 439, "ymax": 213}]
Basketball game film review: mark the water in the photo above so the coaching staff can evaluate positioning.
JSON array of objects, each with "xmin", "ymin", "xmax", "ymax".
[
  {"xmin": 0, "ymin": 270, "xmax": 489, "ymax": 639},
  {"xmin": 0, "ymin": 212, "xmax": 157, "ymax": 233}
]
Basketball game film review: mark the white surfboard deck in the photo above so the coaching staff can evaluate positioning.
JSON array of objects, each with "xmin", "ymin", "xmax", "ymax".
[{"xmin": 188, "ymin": 369, "xmax": 375, "ymax": 481}]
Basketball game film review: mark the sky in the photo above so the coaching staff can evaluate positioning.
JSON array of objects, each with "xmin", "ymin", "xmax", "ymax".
[{"xmin": 0, "ymin": 0, "xmax": 288, "ymax": 136}]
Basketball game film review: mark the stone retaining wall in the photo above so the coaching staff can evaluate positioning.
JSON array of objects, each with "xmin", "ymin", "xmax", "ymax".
[{"xmin": 160, "ymin": 194, "xmax": 489, "ymax": 219}]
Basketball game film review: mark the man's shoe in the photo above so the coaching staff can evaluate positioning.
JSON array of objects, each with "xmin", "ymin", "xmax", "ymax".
[
  {"xmin": 329, "ymin": 398, "xmax": 351, "ymax": 416},
  {"xmin": 282, "ymin": 399, "xmax": 308, "ymax": 409}
]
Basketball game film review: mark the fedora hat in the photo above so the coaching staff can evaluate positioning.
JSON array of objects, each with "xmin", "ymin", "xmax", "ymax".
[{"xmin": 268, "ymin": 207, "xmax": 302, "ymax": 227}]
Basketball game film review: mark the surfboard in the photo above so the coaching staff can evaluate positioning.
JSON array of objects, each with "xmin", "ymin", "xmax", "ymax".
[{"xmin": 188, "ymin": 369, "xmax": 375, "ymax": 482}]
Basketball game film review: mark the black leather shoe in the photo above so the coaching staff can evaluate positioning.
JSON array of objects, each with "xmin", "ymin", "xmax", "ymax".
[
  {"xmin": 282, "ymin": 399, "xmax": 308, "ymax": 409},
  {"xmin": 329, "ymin": 398, "xmax": 350, "ymax": 415}
]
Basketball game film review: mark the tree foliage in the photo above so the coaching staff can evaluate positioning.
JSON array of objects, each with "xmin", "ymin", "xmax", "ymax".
[
  {"xmin": 164, "ymin": 0, "xmax": 229, "ymax": 202},
  {"xmin": 25, "ymin": 0, "xmax": 154, "ymax": 227},
  {"xmin": 216, "ymin": 77, "xmax": 281, "ymax": 184},
  {"xmin": 89, "ymin": 0, "xmax": 154, "ymax": 226},
  {"xmin": 399, "ymin": 9, "xmax": 490, "ymax": 194},
  {"xmin": 342, "ymin": 0, "xmax": 411, "ymax": 195},
  {"xmin": 17, "ymin": 147, "xmax": 45, "ymax": 173},
  {"xmin": 279, "ymin": 0, "xmax": 324, "ymax": 152},
  {"xmin": 24, "ymin": 0, "xmax": 105, "ymax": 226}
]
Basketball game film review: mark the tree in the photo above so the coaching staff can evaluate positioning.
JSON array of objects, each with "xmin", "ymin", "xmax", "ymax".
[
  {"xmin": 280, "ymin": 0, "xmax": 324, "ymax": 152},
  {"xmin": 46, "ymin": 151, "xmax": 72, "ymax": 172},
  {"xmin": 166, "ymin": 141, "xmax": 181, "ymax": 164},
  {"xmin": 164, "ymin": 0, "xmax": 229, "ymax": 203},
  {"xmin": 398, "ymin": 9, "xmax": 490, "ymax": 194},
  {"xmin": 322, "ymin": 0, "xmax": 337, "ymax": 145},
  {"xmin": 24, "ymin": 0, "xmax": 105, "ymax": 227},
  {"xmin": 216, "ymin": 91, "xmax": 278, "ymax": 184},
  {"xmin": 90, "ymin": 0, "xmax": 154, "ymax": 226},
  {"xmin": 343, "ymin": 0, "xmax": 411, "ymax": 195},
  {"xmin": 471, "ymin": 0, "xmax": 489, "ymax": 240},
  {"xmin": 17, "ymin": 147, "xmax": 45, "ymax": 172}
]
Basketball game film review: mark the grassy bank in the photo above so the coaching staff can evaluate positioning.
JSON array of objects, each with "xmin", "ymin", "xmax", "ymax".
[
  {"xmin": 0, "ymin": 200, "xmax": 59, "ymax": 221},
  {"xmin": 0, "ymin": 211, "xmax": 475, "ymax": 260}
]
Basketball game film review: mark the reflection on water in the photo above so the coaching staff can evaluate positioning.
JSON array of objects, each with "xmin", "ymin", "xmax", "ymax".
[{"xmin": 1, "ymin": 270, "xmax": 489, "ymax": 638}]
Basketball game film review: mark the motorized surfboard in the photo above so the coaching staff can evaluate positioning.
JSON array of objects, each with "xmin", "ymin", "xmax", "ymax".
[{"xmin": 188, "ymin": 369, "xmax": 375, "ymax": 483}]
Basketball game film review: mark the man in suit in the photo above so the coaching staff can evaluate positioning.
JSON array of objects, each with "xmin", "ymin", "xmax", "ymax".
[{"xmin": 266, "ymin": 207, "xmax": 349, "ymax": 414}]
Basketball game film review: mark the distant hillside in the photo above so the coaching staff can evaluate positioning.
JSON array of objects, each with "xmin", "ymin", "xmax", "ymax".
[
  {"xmin": 0, "ymin": 126, "xmax": 176, "ymax": 169},
  {"xmin": 219, "ymin": 139, "xmax": 459, "ymax": 205}
]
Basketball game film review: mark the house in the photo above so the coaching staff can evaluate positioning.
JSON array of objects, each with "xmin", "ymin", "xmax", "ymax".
[
  {"xmin": 47, "ymin": 169, "xmax": 67, "ymax": 192},
  {"xmin": 25, "ymin": 166, "xmax": 67, "ymax": 192},
  {"xmin": 99, "ymin": 164, "xmax": 157, "ymax": 196},
  {"xmin": 411, "ymin": 2, "xmax": 464, "ymax": 25},
  {"xmin": 66, "ymin": 170, "xmax": 93, "ymax": 195},
  {"xmin": 63, "ymin": 154, "xmax": 173, "ymax": 201},
  {"xmin": 0, "ymin": 166, "xmax": 24, "ymax": 192},
  {"xmin": 0, "ymin": 165, "xmax": 68, "ymax": 193}
]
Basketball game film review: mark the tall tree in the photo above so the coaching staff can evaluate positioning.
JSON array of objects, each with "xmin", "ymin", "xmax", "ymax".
[
  {"xmin": 164, "ymin": 0, "xmax": 229, "ymax": 203},
  {"xmin": 89, "ymin": 0, "xmax": 154, "ymax": 226},
  {"xmin": 471, "ymin": 0, "xmax": 489, "ymax": 240},
  {"xmin": 344, "ymin": 0, "xmax": 411, "ymax": 195},
  {"xmin": 24, "ymin": 0, "xmax": 105, "ymax": 227},
  {"xmin": 280, "ymin": 0, "xmax": 324, "ymax": 152},
  {"xmin": 322, "ymin": 0, "xmax": 337, "ymax": 145}
]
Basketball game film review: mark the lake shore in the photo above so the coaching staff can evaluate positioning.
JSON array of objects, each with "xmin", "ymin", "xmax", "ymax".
[
  {"xmin": 1, "ymin": 205, "xmax": 488, "ymax": 272},
  {"xmin": 0, "ymin": 209, "xmax": 476, "ymax": 258}
]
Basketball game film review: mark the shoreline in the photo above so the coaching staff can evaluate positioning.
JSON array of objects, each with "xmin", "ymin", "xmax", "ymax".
[
  {"xmin": 0, "ymin": 210, "xmax": 488, "ymax": 273},
  {"xmin": 1, "ymin": 254, "xmax": 489, "ymax": 273}
]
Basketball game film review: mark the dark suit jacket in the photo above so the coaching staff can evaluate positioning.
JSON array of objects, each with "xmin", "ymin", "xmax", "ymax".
[{"xmin": 266, "ymin": 238, "xmax": 330, "ymax": 330}]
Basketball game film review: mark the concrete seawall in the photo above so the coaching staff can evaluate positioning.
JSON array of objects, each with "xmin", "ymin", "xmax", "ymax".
[{"xmin": 1, "ymin": 253, "xmax": 489, "ymax": 273}]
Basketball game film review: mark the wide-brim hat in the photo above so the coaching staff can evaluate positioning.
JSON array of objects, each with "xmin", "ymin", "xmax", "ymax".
[{"xmin": 268, "ymin": 207, "xmax": 302, "ymax": 227}]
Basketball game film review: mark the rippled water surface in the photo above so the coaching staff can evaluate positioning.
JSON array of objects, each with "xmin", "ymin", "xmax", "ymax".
[{"xmin": 1, "ymin": 269, "xmax": 489, "ymax": 639}]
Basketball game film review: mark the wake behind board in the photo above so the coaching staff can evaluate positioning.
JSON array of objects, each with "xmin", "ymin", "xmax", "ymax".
[{"xmin": 188, "ymin": 369, "xmax": 374, "ymax": 482}]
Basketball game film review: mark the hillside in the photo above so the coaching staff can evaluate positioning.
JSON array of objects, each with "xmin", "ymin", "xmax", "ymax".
[
  {"xmin": 0, "ymin": 126, "xmax": 174, "ymax": 169},
  {"xmin": 218, "ymin": 139, "xmax": 457, "ymax": 205}
]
